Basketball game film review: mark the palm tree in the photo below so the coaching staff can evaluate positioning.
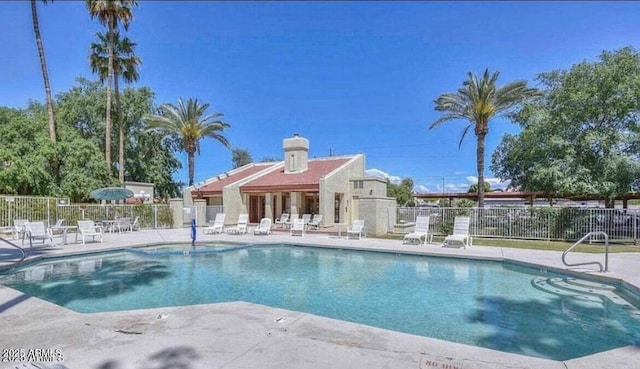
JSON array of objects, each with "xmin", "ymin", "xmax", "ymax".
[
  {"xmin": 430, "ymin": 68, "xmax": 541, "ymax": 207},
  {"xmin": 31, "ymin": 0, "xmax": 56, "ymax": 144},
  {"xmin": 144, "ymin": 98, "xmax": 231, "ymax": 186},
  {"xmin": 90, "ymin": 31, "xmax": 141, "ymax": 183},
  {"xmin": 86, "ymin": 0, "xmax": 137, "ymax": 175}
]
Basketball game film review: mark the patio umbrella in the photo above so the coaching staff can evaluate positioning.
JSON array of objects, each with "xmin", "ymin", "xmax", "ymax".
[{"xmin": 90, "ymin": 187, "xmax": 134, "ymax": 201}]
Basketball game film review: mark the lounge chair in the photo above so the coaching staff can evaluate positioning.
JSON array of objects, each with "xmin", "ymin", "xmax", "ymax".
[
  {"xmin": 24, "ymin": 221, "xmax": 54, "ymax": 247},
  {"xmin": 301, "ymin": 214, "xmax": 312, "ymax": 228},
  {"xmin": 203, "ymin": 213, "xmax": 226, "ymax": 234},
  {"xmin": 254, "ymin": 218, "xmax": 272, "ymax": 235},
  {"xmin": 403, "ymin": 216, "xmax": 432, "ymax": 245},
  {"xmin": 346, "ymin": 219, "xmax": 365, "ymax": 240},
  {"xmin": 274, "ymin": 213, "xmax": 289, "ymax": 228},
  {"xmin": 114, "ymin": 217, "xmax": 133, "ymax": 233},
  {"xmin": 77, "ymin": 220, "xmax": 104, "ymax": 244},
  {"xmin": 307, "ymin": 214, "xmax": 323, "ymax": 230},
  {"xmin": 443, "ymin": 216, "xmax": 472, "ymax": 248},
  {"xmin": 48, "ymin": 219, "xmax": 65, "ymax": 236},
  {"xmin": 13, "ymin": 219, "xmax": 28, "ymax": 240},
  {"xmin": 285, "ymin": 213, "xmax": 299, "ymax": 229},
  {"xmin": 226, "ymin": 213, "xmax": 249, "ymax": 235},
  {"xmin": 131, "ymin": 216, "xmax": 140, "ymax": 231},
  {"xmin": 290, "ymin": 218, "xmax": 306, "ymax": 236}
]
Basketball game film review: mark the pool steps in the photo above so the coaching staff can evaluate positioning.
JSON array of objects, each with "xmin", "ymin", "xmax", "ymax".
[{"xmin": 532, "ymin": 276, "xmax": 640, "ymax": 316}]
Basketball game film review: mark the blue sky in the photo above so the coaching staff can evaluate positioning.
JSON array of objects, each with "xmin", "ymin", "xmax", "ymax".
[{"xmin": 3, "ymin": 1, "xmax": 640, "ymax": 192}]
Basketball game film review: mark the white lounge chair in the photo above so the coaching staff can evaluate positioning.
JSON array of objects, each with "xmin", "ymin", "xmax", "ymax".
[
  {"xmin": 13, "ymin": 219, "xmax": 28, "ymax": 240},
  {"xmin": 301, "ymin": 214, "xmax": 312, "ymax": 228},
  {"xmin": 77, "ymin": 220, "xmax": 104, "ymax": 244},
  {"xmin": 346, "ymin": 219, "xmax": 365, "ymax": 240},
  {"xmin": 131, "ymin": 216, "xmax": 140, "ymax": 231},
  {"xmin": 403, "ymin": 216, "xmax": 432, "ymax": 245},
  {"xmin": 274, "ymin": 213, "xmax": 289, "ymax": 228},
  {"xmin": 254, "ymin": 218, "xmax": 272, "ymax": 235},
  {"xmin": 443, "ymin": 216, "xmax": 472, "ymax": 248},
  {"xmin": 24, "ymin": 221, "xmax": 54, "ymax": 248},
  {"xmin": 203, "ymin": 213, "xmax": 226, "ymax": 234},
  {"xmin": 285, "ymin": 213, "xmax": 299, "ymax": 229},
  {"xmin": 48, "ymin": 219, "xmax": 65, "ymax": 236},
  {"xmin": 290, "ymin": 218, "xmax": 306, "ymax": 236},
  {"xmin": 114, "ymin": 217, "xmax": 133, "ymax": 233},
  {"xmin": 307, "ymin": 214, "xmax": 323, "ymax": 230},
  {"xmin": 226, "ymin": 213, "xmax": 248, "ymax": 235}
]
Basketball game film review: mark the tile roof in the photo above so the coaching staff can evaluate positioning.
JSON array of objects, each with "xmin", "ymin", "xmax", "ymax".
[
  {"xmin": 240, "ymin": 157, "xmax": 353, "ymax": 193},
  {"xmin": 195, "ymin": 163, "xmax": 278, "ymax": 196}
]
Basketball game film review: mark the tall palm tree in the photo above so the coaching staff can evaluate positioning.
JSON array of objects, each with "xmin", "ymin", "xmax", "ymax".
[
  {"xmin": 86, "ymin": 0, "xmax": 137, "ymax": 175},
  {"xmin": 144, "ymin": 98, "xmax": 231, "ymax": 187},
  {"xmin": 430, "ymin": 68, "xmax": 541, "ymax": 207},
  {"xmin": 90, "ymin": 31, "xmax": 141, "ymax": 183},
  {"xmin": 31, "ymin": 0, "xmax": 56, "ymax": 144}
]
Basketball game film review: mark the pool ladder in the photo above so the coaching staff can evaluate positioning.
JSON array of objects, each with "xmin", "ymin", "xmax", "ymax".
[
  {"xmin": 0, "ymin": 237, "xmax": 26, "ymax": 268},
  {"xmin": 562, "ymin": 231, "xmax": 609, "ymax": 272}
]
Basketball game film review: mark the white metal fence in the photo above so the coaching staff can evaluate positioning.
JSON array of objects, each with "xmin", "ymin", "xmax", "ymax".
[
  {"xmin": 397, "ymin": 206, "xmax": 640, "ymax": 243},
  {"xmin": 0, "ymin": 195, "xmax": 173, "ymax": 230}
]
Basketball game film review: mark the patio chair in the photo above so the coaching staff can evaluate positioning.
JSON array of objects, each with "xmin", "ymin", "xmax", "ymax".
[
  {"xmin": 203, "ymin": 213, "xmax": 226, "ymax": 234},
  {"xmin": 13, "ymin": 219, "xmax": 28, "ymax": 240},
  {"xmin": 254, "ymin": 218, "xmax": 272, "ymax": 235},
  {"xmin": 443, "ymin": 216, "xmax": 472, "ymax": 248},
  {"xmin": 131, "ymin": 216, "xmax": 140, "ymax": 231},
  {"xmin": 285, "ymin": 213, "xmax": 299, "ymax": 229},
  {"xmin": 226, "ymin": 213, "xmax": 249, "ymax": 235},
  {"xmin": 307, "ymin": 214, "xmax": 323, "ymax": 230},
  {"xmin": 290, "ymin": 218, "xmax": 306, "ymax": 236},
  {"xmin": 403, "ymin": 216, "xmax": 432, "ymax": 245},
  {"xmin": 346, "ymin": 219, "xmax": 365, "ymax": 240},
  {"xmin": 114, "ymin": 217, "xmax": 133, "ymax": 233},
  {"xmin": 48, "ymin": 219, "xmax": 66, "ymax": 236},
  {"xmin": 77, "ymin": 220, "xmax": 104, "ymax": 244},
  {"xmin": 301, "ymin": 214, "xmax": 312, "ymax": 228},
  {"xmin": 24, "ymin": 221, "xmax": 54, "ymax": 248},
  {"xmin": 274, "ymin": 213, "xmax": 289, "ymax": 228}
]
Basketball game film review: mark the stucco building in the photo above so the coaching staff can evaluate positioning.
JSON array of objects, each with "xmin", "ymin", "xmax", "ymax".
[{"xmin": 184, "ymin": 134, "xmax": 396, "ymax": 236}]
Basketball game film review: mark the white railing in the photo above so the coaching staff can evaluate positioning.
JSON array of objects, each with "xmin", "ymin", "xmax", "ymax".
[
  {"xmin": 0, "ymin": 196, "xmax": 173, "ymax": 230},
  {"xmin": 397, "ymin": 206, "xmax": 640, "ymax": 242}
]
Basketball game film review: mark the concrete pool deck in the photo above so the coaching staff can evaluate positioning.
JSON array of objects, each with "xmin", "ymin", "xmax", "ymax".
[{"xmin": 1, "ymin": 228, "xmax": 639, "ymax": 369}]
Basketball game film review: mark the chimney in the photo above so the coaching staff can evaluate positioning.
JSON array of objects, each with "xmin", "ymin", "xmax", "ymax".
[{"xmin": 283, "ymin": 134, "xmax": 309, "ymax": 174}]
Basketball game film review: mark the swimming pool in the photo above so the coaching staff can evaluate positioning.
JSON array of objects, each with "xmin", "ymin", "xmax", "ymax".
[{"xmin": 1, "ymin": 244, "xmax": 639, "ymax": 361}]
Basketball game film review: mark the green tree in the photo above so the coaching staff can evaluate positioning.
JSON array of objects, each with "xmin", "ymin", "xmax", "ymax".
[
  {"xmin": 468, "ymin": 181, "xmax": 491, "ymax": 193},
  {"xmin": 430, "ymin": 68, "xmax": 542, "ymax": 207},
  {"xmin": 232, "ymin": 147, "xmax": 253, "ymax": 169},
  {"xmin": 387, "ymin": 178, "xmax": 415, "ymax": 207},
  {"xmin": 31, "ymin": 0, "xmax": 56, "ymax": 145},
  {"xmin": 90, "ymin": 31, "xmax": 141, "ymax": 183},
  {"xmin": 55, "ymin": 78, "xmax": 181, "ymax": 200},
  {"xmin": 86, "ymin": 0, "xmax": 137, "ymax": 175},
  {"xmin": 491, "ymin": 47, "xmax": 640, "ymax": 207},
  {"xmin": 144, "ymin": 98, "xmax": 231, "ymax": 186}
]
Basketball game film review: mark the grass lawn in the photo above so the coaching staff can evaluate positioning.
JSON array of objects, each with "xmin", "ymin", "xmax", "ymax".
[{"xmin": 376, "ymin": 234, "xmax": 640, "ymax": 253}]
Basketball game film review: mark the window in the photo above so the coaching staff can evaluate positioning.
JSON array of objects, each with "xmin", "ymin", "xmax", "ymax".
[{"xmin": 353, "ymin": 180, "xmax": 364, "ymax": 189}]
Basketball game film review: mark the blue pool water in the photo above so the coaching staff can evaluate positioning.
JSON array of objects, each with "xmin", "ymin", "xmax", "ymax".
[{"xmin": 2, "ymin": 244, "xmax": 640, "ymax": 361}]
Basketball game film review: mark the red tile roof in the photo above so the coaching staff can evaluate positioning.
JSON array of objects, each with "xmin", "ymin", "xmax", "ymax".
[
  {"xmin": 240, "ymin": 157, "xmax": 352, "ymax": 193},
  {"xmin": 195, "ymin": 163, "xmax": 277, "ymax": 196}
]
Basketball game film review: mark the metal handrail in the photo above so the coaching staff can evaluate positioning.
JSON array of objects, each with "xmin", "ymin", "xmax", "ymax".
[
  {"xmin": 562, "ymin": 231, "xmax": 609, "ymax": 272},
  {"xmin": 0, "ymin": 237, "xmax": 26, "ymax": 266}
]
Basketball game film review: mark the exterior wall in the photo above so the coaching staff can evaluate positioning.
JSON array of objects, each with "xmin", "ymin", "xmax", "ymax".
[
  {"xmin": 169, "ymin": 198, "xmax": 184, "ymax": 228},
  {"xmin": 319, "ymin": 154, "xmax": 365, "ymax": 227},
  {"xmin": 124, "ymin": 181, "xmax": 154, "ymax": 202},
  {"xmin": 351, "ymin": 177, "xmax": 388, "ymax": 197},
  {"xmin": 357, "ymin": 196, "xmax": 397, "ymax": 236}
]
